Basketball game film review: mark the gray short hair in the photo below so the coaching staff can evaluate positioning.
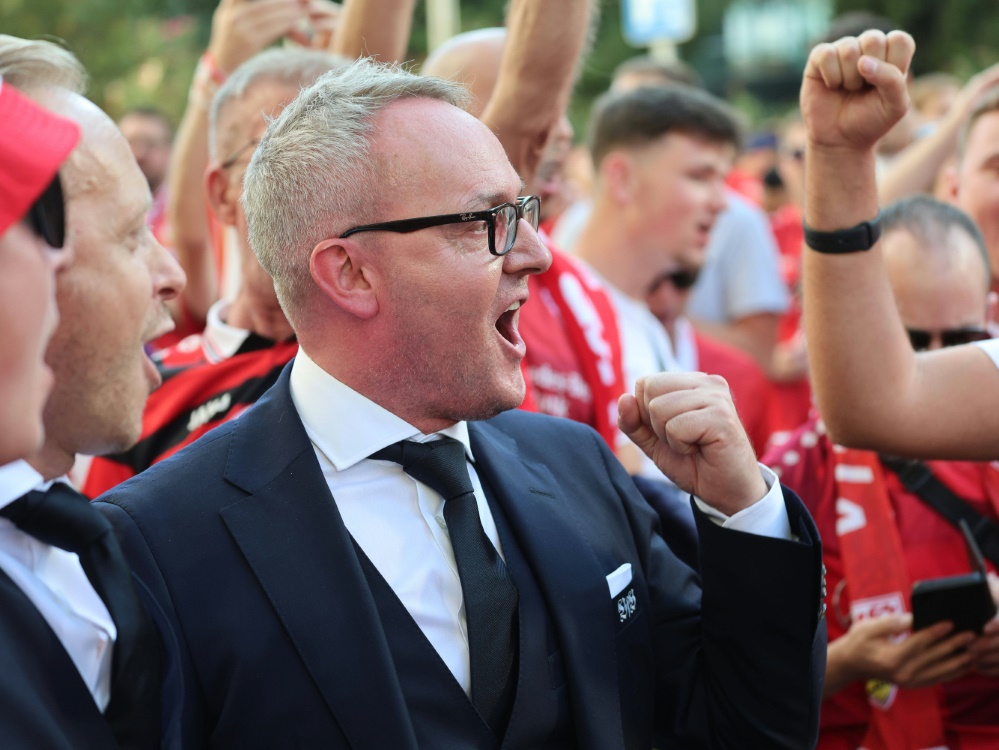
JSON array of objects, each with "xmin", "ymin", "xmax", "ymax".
[
  {"xmin": 242, "ymin": 58, "xmax": 469, "ymax": 322},
  {"xmin": 0, "ymin": 35, "xmax": 86, "ymax": 95},
  {"xmin": 882, "ymin": 194, "xmax": 991, "ymax": 288},
  {"xmin": 209, "ymin": 48, "xmax": 349, "ymax": 161}
]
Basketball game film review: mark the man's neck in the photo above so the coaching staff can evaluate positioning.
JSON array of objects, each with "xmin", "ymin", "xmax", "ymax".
[
  {"xmin": 27, "ymin": 443, "xmax": 74, "ymax": 484},
  {"xmin": 573, "ymin": 203, "xmax": 656, "ymax": 300},
  {"xmin": 227, "ymin": 288, "xmax": 294, "ymax": 342}
]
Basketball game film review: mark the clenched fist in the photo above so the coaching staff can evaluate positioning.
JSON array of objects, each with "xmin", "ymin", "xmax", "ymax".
[
  {"xmin": 618, "ymin": 372, "xmax": 767, "ymax": 516},
  {"xmin": 801, "ymin": 30, "xmax": 915, "ymax": 154}
]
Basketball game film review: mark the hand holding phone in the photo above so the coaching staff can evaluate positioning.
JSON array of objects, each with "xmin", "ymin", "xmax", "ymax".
[{"xmin": 911, "ymin": 520, "xmax": 998, "ymax": 635}]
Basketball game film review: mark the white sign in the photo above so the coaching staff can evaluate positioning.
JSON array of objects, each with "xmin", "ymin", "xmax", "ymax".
[{"xmin": 622, "ymin": 0, "xmax": 697, "ymax": 46}]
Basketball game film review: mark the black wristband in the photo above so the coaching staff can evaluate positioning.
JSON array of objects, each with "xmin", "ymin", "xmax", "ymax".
[{"xmin": 804, "ymin": 212, "xmax": 882, "ymax": 254}]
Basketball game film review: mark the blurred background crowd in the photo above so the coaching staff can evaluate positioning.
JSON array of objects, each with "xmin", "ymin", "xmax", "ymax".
[{"xmin": 7, "ymin": 0, "xmax": 999, "ymax": 747}]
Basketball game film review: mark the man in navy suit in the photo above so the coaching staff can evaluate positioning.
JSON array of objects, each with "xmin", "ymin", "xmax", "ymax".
[{"xmin": 97, "ymin": 58, "xmax": 826, "ymax": 749}]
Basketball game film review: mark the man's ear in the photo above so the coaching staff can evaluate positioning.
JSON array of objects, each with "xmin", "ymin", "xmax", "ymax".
[
  {"xmin": 943, "ymin": 163, "xmax": 960, "ymax": 204},
  {"xmin": 310, "ymin": 238, "xmax": 379, "ymax": 319},
  {"xmin": 601, "ymin": 151, "xmax": 636, "ymax": 205},
  {"xmin": 206, "ymin": 165, "xmax": 238, "ymax": 226}
]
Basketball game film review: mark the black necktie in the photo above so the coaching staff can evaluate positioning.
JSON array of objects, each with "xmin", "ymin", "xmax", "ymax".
[
  {"xmin": 1, "ymin": 484, "xmax": 162, "ymax": 747},
  {"xmin": 370, "ymin": 438, "xmax": 519, "ymax": 733}
]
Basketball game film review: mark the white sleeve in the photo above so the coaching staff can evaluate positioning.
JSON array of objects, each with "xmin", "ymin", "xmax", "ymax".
[
  {"xmin": 976, "ymin": 339, "xmax": 999, "ymax": 370},
  {"xmin": 692, "ymin": 464, "xmax": 793, "ymax": 540}
]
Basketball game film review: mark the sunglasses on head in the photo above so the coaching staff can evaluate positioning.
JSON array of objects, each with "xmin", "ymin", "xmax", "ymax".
[
  {"xmin": 650, "ymin": 268, "xmax": 701, "ymax": 294},
  {"xmin": 25, "ymin": 173, "xmax": 66, "ymax": 249},
  {"xmin": 906, "ymin": 327, "xmax": 991, "ymax": 351}
]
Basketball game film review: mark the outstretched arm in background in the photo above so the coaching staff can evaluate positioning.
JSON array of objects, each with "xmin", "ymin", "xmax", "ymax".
[
  {"xmin": 332, "ymin": 0, "xmax": 414, "ymax": 61},
  {"xmin": 480, "ymin": 0, "xmax": 592, "ymax": 184},
  {"xmin": 878, "ymin": 61, "xmax": 999, "ymax": 205},
  {"xmin": 168, "ymin": 0, "xmax": 340, "ymax": 325}
]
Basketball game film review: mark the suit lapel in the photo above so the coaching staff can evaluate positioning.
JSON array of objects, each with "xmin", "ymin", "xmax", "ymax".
[
  {"xmin": 219, "ymin": 367, "xmax": 418, "ymax": 750},
  {"xmin": 469, "ymin": 420, "xmax": 624, "ymax": 750}
]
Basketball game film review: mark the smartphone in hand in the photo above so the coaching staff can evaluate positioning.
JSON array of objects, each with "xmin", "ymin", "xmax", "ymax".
[{"xmin": 912, "ymin": 520, "xmax": 997, "ymax": 634}]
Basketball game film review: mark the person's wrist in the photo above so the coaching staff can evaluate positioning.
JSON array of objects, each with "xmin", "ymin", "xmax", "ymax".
[
  {"xmin": 806, "ymin": 139, "xmax": 877, "ymax": 160},
  {"xmin": 804, "ymin": 211, "xmax": 882, "ymax": 254},
  {"xmin": 703, "ymin": 465, "xmax": 769, "ymax": 517},
  {"xmin": 188, "ymin": 51, "xmax": 229, "ymax": 110}
]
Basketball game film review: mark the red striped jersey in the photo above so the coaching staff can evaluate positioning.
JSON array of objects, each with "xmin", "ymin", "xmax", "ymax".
[{"xmin": 83, "ymin": 339, "xmax": 298, "ymax": 497}]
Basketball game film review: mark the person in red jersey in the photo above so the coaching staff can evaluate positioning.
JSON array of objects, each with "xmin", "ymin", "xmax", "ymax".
[
  {"xmin": 83, "ymin": 49, "xmax": 346, "ymax": 497},
  {"xmin": 765, "ymin": 195, "xmax": 999, "ymax": 750}
]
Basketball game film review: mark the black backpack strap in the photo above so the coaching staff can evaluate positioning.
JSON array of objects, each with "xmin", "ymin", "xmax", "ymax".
[{"xmin": 880, "ymin": 456, "xmax": 999, "ymax": 569}]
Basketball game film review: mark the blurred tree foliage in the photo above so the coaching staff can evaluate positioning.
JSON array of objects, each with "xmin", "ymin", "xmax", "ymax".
[
  {"xmin": 1, "ymin": 0, "xmax": 996, "ymax": 132},
  {"xmin": 835, "ymin": 0, "xmax": 998, "ymax": 78}
]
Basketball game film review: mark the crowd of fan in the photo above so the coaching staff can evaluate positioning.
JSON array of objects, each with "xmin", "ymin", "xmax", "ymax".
[{"xmin": 4, "ymin": 1, "xmax": 999, "ymax": 748}]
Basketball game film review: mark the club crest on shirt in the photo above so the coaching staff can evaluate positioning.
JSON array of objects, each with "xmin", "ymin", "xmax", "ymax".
[
  {"xmin": 851, "ymin": 593, "xmax": 906, "ymax": 711},
  {"xmin": 617, "ymin": 588, "xmax": 637, "ymax": 622}
]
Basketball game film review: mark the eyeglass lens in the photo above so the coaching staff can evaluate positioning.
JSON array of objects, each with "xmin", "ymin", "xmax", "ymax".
[
  {"xmin": 495, "ymin": 197, "xmax": 541, "ymax": 255},
  {"xmin": 26, "ymin": 173, "xmax": 66, "ymax": 249}
]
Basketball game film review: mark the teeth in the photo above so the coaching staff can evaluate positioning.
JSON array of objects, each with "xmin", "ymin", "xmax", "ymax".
[{"xmin": 506, "ymin": 301, "xmax": 522, "ymax": 312}]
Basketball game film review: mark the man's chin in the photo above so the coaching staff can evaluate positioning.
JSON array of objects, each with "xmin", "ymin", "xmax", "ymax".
[{"xmin": 447, "ymin": 380, "xmax": 526, "ymax": 424}]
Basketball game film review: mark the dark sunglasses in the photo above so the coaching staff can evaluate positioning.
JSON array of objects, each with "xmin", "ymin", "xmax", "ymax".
[
  {"xmin": 906, "ymin": 327, "xmax": 991, "ymax": 351},
  {"xmin": 649, "ymin": 268, "xmax": 700, "ymax": 294},
  {"xmin": 26, "ymin": 173, "xmax": 66, "ymax": 248}
]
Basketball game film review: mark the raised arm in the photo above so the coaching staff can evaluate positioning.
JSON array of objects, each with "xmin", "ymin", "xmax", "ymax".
[
  {"xmin": 879, "ymin": 61, "xmax": 999, "ymax": 205},
  {"xmin": 168, "ymin": 0, "xmax": 339, "ymax": 323},
  {"xmin": 331, "ymin": 0, "xmax": 414, "ymax": 62},
  {"xmin": 479, "ymin": 0, "xmax": 592, "ymax": 182},
  {"xmin": 802, "ymin": 30, "xmax": 999, "ymax": 459}
]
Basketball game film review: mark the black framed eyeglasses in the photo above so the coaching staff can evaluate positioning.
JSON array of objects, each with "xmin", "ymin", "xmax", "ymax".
[
  {"xmin": 906, "ymin": 326, "xmax": 991, "ymax": 351},
  {"xmin": 26, "ymin": 173, "xmax": 66, "ymax": 249},
  {"xmin": 340, "ymin": 195, "xmax": 541, "ymax": 257}
]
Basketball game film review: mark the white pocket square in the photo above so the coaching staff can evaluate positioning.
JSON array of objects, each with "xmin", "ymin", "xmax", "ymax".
[{"xmin": 605, "ymin": 563, "xmax": 633, "ymax": 598}]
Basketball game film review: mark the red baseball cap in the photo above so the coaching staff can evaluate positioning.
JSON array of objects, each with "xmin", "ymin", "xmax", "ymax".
[{"xmin": 0, "ymin": 77, "xmax": 80, "ymax": 239}]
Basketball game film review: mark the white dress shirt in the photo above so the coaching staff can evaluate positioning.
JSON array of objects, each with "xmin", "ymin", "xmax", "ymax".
[
  {"xmin": 290, "ymin": 350, "xmax": 505, "ymax": 695},
  {"xmin": 289, "ymin": 349, "xmax": 792, "ymax": 693},
  {"xmin": 0, "ymin": 461, "xmax": 115, "ymax": 710}
]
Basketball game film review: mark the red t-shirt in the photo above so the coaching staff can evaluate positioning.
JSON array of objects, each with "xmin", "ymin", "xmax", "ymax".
[
  {"xmin": 763, "ymin": 418, "xmax": 999, "ymax": 748},
  {"xmin": 84, "ymin": 340, "xmax": 298, "ymax": 497},
  {"xmin": 693, "ymin": 331, "xmax": 771, "ymax": 456},
  {"xmin": 519, "ymin": 276, "xmax": 595, "ymax": 427}
]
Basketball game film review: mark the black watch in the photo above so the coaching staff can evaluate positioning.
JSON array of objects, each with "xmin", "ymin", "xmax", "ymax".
[{"xmin": 803, "ymin": 212, "xmax": 882, "ymax": 254}]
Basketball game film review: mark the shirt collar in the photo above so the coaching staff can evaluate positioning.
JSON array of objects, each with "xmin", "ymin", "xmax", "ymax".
[
  {"xmin": 0, "ymin": 460, "xmax": 43, "ymax": 510},
  {"xmin": 288, "ymin": 348, "xmax": 475, "ymax": 471},
  {"xmin": 202, "ymin": 299, "xmax": 251, "ymax": 363}
]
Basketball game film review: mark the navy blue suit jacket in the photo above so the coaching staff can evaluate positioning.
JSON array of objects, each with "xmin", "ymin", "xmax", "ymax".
[{"xmin": 96, "ymin": 364, "xmax": 825, "ymax": 749}]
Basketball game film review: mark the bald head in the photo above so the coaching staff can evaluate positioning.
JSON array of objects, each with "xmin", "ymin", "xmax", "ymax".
[
  {"xmin": 421, "ymin": 27, "xmax": 506, "ymax": 117},
  {"xmin": 880, "ymin": 198, "xmax": 992, "ymax": 343}
]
